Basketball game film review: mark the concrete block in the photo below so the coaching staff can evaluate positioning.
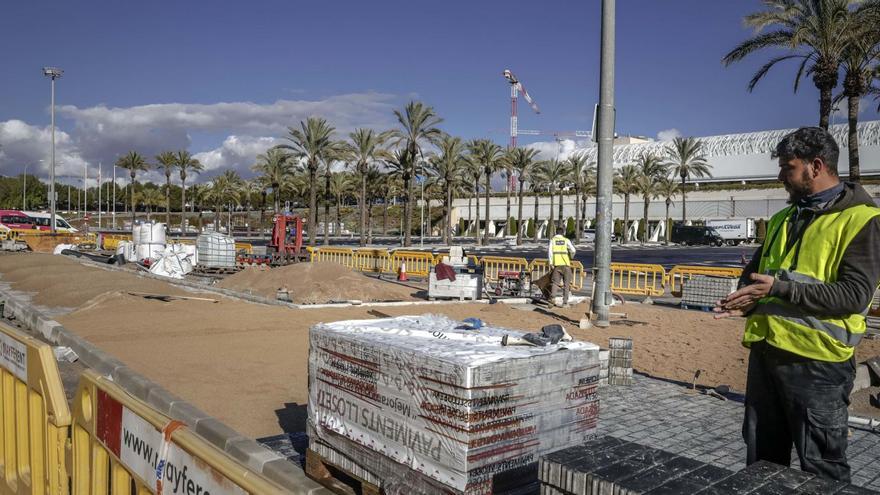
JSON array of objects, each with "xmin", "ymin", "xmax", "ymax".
[
  {"xmin": 168, "ymin": 401, "xmax": 211, "ymax": 428},
  {"xmin": 145, "ymin": 386, "xmax": 182, "ymax": 416},
  {"xmin": 261, "ymin": 458, "xmax": 330, "ymax": 494},
  {"xmin": 225, "ymin": 438, "xmax": 282, "ymax": 472},
  {"xmin": 194, "ymin": 418, "xmax": 243, "ymax": 451},
  {"xmin": 58, "ymin": 336, "xmax": 125, "ymax": 376},
  {"xmin": 854, "ymin": 364, "xmax": 872, "ymax": 392},
  {"xmin": 110, "ymin": 367, "xmax": 155, "ymax": 402},
  {"xmin": 36, "ymin": 319, "xmax": 63, "ymax": 343}
]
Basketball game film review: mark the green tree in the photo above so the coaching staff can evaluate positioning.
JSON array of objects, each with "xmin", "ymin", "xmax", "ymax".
[
  {"xmin": 462, "ymin": 154, "xmax": 484, "ymax": 244},
  {"xmin": 565, "ymin": 217, "xmax": 576, "ymax": 238},
  {"xmin": 503, "ymin": 147, "xmax": 540, "ymax": 245},
  {"xmin": 566, "ymin": 153, "xmax": 594, "ymax": 242},
  {"xmin": 722, "ymin": 0, "xmax": 867, "ymax": 129},
  {"xmin": 175, "ymin": 150, "xmax": 203, "ymax": 231},
  {"xmin": 252, "ymin": 148, "xmax": 295, "ymax": 215},
  {"xmin": 467, "ymin": 139, "xmax": 504, "ymax": 245},
  {"xmin": 205, "ymin": 170, "xmax": 244, "ymax": 231},
  {"xmin": 656, "ymin": 177, "xmax": 680, "ymax": 245},
  {"xmin": 665, "ymin": 137, "xmax": 711, "ymax": 222},
  {"xmin": 349, "ymin": 128, "xmax": 392, "ymax": 245},
  {"xmin": 115, "ymin": 151, "xmax": 149, "ymax": 226},
  {"xmin": 536, "ymin": 159, "xmax": 566, "ymax": 237},
  {"xmin": 635, "ymin": 153, "xmax": 667, "ymax": 242},
  {"xmin": 427, "ymin": 134, "xmax": 467, "ymax": 245},
  {"xmin": 391, "ymin": 101, "xmax": 444, "ymax": 247},
  {"xmin": 155, "ymin": 151, "xmax": 177, "ymax": 226},
  {"xmin": 138, "ymin": 187, "xmax": 165, "ymax": 222},
  {"xmin": 614, "ymin": 164, "xmax": 640, "ymax": 244}
]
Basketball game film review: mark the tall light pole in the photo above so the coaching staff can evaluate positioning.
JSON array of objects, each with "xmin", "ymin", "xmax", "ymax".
[
  {"xmin": 22, "ymin": 163, "xmax": 28, "ymax": 210},
  {"xmin": 42, "ymin": 67, "xmax": 63, "ymax": 234}
]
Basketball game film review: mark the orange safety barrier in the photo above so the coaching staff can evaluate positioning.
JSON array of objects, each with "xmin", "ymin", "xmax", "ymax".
[
  {"xmin": 609, "ymin": 262, "xmax": 667, "ymax": 297},
  {"xmin": 71, "ymin": 369, "xmax": 288, "ymax": 494},
  {"xmin": 0, "ymin": 322, "xmax": 71, "ymax": 495},
  {"xmin": 667, "ymin": 265, "xmax": 743, "ymax": 297}
]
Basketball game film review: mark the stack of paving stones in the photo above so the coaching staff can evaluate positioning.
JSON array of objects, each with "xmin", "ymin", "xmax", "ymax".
[
  {"xmin": 598, "ymin": 349, "xmax": 609, "ymax": 387},
  {"xmin": 539, "ymin": 436, "xmax": 879, "ymax": 494},
  {"xmin": 681, "ymin": 275, "xmax": 738, "ymax": 310},
  {"xmin": 608, "ymin": 338, "xmax": 633, "ymax": 386},
  {"xmin": 307, "ymin": 315, "xmax": 601, "ymax": 494}
]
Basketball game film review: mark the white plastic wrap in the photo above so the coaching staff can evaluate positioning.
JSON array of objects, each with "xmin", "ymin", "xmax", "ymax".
[
  {"xmin": 307, "ymin": 315, "xmax": 600, "ymax": 494},
  {"xmin": 196, "ymin": 232, "xmax": 235, "ymax": 268}
]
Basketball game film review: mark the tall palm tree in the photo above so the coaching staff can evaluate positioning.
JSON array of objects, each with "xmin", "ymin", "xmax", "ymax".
[
  {"xmin": 427, "ymin": 135, "xmax": 466, "ymax": 245},
  {"xmin": 463, "ymin": 155, "xmax": 484, "ymax": 243},
  {"xmin": 175, "ymin": 150, "xmax": 203, "ymax": 232},
  {"xmin": 635, "ymin": 153, "xmax": 667, "ymax": 242},
  {"xmin": 665, "ymin": 137, "xmax": 711, "ymax": 222},
  {"xmin": 656, "ymin": 177, "xmax": 680, "ymax": 245},
  {"xmin": 363, "ymin": 165, "xmax": 384, "ymax": 243},
  {"xmin": 252, "ymin": 148, "xmax": 295, "ymax": 215},
  {"xmin": 205, "ymin": 170, "xmax": 244, "ymax": 231},
  {"xmin": 330, "ymin": 172, "xmax": 356, "ymax": 238},
  {"xmin": 537, "ymin": 159, "xmax": 566, "ymax": 236},
  {"xmin": 241, "ymin": 179, "xmax": 264, "ymax": 236},
  {"xmin": 115, "ymin": 151, "xmax": 149, "ymax": 226},
  {"xmin": 467, "ymin": 139, "xmax": 504, "ymax": 244},
  {"xmin": 722, "ymin": 0, "xmax": 864, "ymax": 129},
  {"xmin": 614, "ymin": 164, "xmax": 640, "ymax": 244},
  {"xmin": 836, "ymin": 10, "xmax": 880, "ymax": 181},
  {"xmin": 138, "ymin": 187, "xmax": 165, "ymax": 222},
  {"xmin": 505, "ymin": 147, "xmax": 540, "ymax": 245},
  {"xmin": 349, "ymin": 128, "xmax": 392, "ymax": 246},
  {"xmin": 530, "ymin": 163, "xmax": 547, "ymax": 241},
  {"xmin": 391, "ymin": 101, "xmax": 444, "ymax": 247},
  {"xmin": 580, "ymin": 164, "xmax": 598, "ymax": 232},
  {"xmin": 321, "ymin": 142, "xmax": 352, "ymax": 244},
  {"xmin": 277, "ymin": 117, "xmax": 338, "ymax": 246},
  {"xmin": 155, "ymin": 151, "xmax": 177, "ymax": 226}
]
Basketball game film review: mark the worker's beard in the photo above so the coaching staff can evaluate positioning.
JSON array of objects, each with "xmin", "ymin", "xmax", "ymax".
[{"xmin": 785, "ymin": 169, "xmax": 814, "ymax": 204}]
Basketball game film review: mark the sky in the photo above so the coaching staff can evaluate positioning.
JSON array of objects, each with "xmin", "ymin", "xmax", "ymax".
[{"xmin": 1, "ymin": 0, "xmax": 878, "ymax": 187}]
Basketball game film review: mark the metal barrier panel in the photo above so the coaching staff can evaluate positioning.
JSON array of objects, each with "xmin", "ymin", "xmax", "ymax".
[
  {"xmin": 0, "ymin": 322, "xmax": 71, "ymax": 495},
  {"xmin": 310, "ymin": 248, "xmax": 355, "ymax": 269},
  {"xmin": 387, "ymin": 251, "xmax": 434, "ymax": 277},
  {"xmin": 71, "ymin": 369, "xmax": 289, "ymax": 495},
  {"xmin": 234, "ymin": 243, "xmax": 253, "ymax": 254},
  {"xmin": 353, "ymin": 249, "xmax": 390, "ymax": 273},
  {"xmin": 667, "ymin": 265, "xmax": 743, "ymax": 297},
  {"xmin": 609, "ymin": 263, "xmax": 667, "ymax": 296},
  {"xmin": 478, "ymin": 256, "xmax": 529, "ymax": 282},
  {"xmin": 529, "ymin": 259, "xmax": 586, "ymax": 290},
  {"xmin": 101, "ymin": 235, "xmax": 132, "ymax": 251}
]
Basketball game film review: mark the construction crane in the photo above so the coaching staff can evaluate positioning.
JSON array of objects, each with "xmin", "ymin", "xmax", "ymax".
[{"xmin": 503, "ymin": 69, "xmax": 541, "ymax": 149}]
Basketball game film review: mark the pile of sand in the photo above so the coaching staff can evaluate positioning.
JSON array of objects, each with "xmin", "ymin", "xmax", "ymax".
[{"xmin": 218, "ymin": 261, "xmax": 418, "ymax": 304}]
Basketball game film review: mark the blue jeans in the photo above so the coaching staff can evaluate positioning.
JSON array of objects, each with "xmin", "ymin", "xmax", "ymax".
[{"xmin": 743, "ymin": 340, "xmax": 855, "ymax": 482}]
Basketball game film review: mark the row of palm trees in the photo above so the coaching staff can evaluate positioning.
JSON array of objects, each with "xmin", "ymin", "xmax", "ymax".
[
  {"xmin": 114, "ymin": 150, "xmax": 203, "ymax": 228},
  {"xmin": 724, "ymin": 0, "xmax": 880, "ymax": 181}
]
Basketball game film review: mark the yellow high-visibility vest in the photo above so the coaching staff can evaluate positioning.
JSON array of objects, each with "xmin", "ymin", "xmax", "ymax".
[
  {"xmin": 744, "ymin": 203, "xmax": 880, "ymax": 361},
  {"xmin": 551, "ymin": 235, "xmax": 571, "ymax": 267}
]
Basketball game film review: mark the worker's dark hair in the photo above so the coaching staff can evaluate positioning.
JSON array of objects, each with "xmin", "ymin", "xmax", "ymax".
[
  {"xmin": 773, "ymin": 127, "xmax": 839, "ymax": 176},
  {"xmin": 556, "ymin": 227, "xmax": 565, "ymax": 235}
]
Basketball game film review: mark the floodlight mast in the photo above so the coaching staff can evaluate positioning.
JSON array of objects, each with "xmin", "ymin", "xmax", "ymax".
[{"xmin": 42, "ymin": 66, "xmax": 64, "ymax": 234}]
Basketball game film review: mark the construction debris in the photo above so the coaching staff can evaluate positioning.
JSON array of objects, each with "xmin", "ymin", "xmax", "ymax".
[{"xmin": 308, "ymin": 315, "xmax": 600, "ymax": 494}]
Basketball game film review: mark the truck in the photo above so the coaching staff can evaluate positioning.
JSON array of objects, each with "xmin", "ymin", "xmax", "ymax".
[{"xmin": 705, "ymin": 218, "xmax": 756, "ymax": 245}]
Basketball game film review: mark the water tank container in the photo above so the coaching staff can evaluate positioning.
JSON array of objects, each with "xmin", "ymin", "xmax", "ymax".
[
  {"xmin": 196, "ymin": 232, "xmax": 235, "ymax": 268},
  {"xmin": 132, "ymin": 222, "xmax": 166, "ymax": 245}
]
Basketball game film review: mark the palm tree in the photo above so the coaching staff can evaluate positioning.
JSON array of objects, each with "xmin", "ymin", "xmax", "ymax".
[
  {"xmin": 656, "ymin": 177, "xmax": 680, "ymax": 245},
  {"xmin": 462, "ymin": 155, "xmax": 484, "ymax": 243},
  {"xmin": 505, "ymin": 147, "xmax": 540, "ymax": 245},
  {"xmin": 580, "ymin": 165, "xmax": 598, "ymax": 232},
  {"xmin": 635, "ymin": 154, "xmax": 667, "ymax": 242},
  {"xmin": 614, "ymin": 164, "xmax": 640, "ymax": 244},
  {"xmin": 115, "ymin": 151, "xmax": 149, "ymax": 226},
  {"xmin": 836, "ymin": 12, "xmax": 880, "ymax": 181},
  {"xmin": 205, "ymin": 170, "xmax": 244, "ymax": 232},
  {"xmin": 665, "ymin": 137, "xmax": 711, "ymax": 222},
  {"xmin": 391, "ymin": 102, "xmax": 443, "ymax": 246},
  {"xmin": 363, "ymin": 166, "xmax": 384, "ymax": 243},
  {"xmin": 321, "ymin": 142, "xmax": 352, "ymax": 245},
  {"xmin": 348, "ymin": 128, "xmax": 392, "ymax": 246},
  {"xmin": 155, "ymin": 151, "xmax": 177, "ymax": 226},
  {"xmin": 530, "ymin": 163, "xmax": 547, "ymax": 241},
  {"xmin": 467, "ymin": 139, "xmax": 504, "ymax": 244},
  {"xmin": 330, "ymin": 172, "xmax": 356, "ymax": 238},
  {"xmin": 138, "ymin": 187, "xmax": 165, "ymax": 221},
  {"xmin": 722, "ymin": 0, "xmax": 865, "ymax": 129},
  {"xmin": 564, "ymin": 154, "xmax": 594, "ymax": 242},
  {"xmin": 537, "ymin": 159, "xmax": 566, "ymax": 236},
  {"xmin": 427, "ymin": 135, "xmax": 466, "ymax": 245},
  {"xmin": 277, "ymin": 117, "xmax": 338, "ymax": 246},
  {"xmin": 252, "ymin": 148, "xmax": 296, "ymax": 215},
  {"xmin": 241, "ymin": 179, "xmax": 264, "ymax": 236},
  {"xmin": 175, "ymin": 150, "xmax": 203, "ymax": 232}
]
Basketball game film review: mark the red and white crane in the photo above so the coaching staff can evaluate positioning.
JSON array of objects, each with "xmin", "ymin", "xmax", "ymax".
[{"xmin": 503, "ymin": 69, "xmax": 541, "ymax": 149}]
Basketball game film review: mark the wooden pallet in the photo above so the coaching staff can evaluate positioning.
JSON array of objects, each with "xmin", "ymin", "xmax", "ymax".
[{"xmin": 305, "ymin": 448, "xmax": 381, "ymax": 495}]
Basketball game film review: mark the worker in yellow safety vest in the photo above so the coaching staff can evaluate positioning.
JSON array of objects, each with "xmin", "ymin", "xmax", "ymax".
[
  {"xmin": 715, "ymin": 127, "xmax": 880, "ymax": 483},
  {"xmin": 548, "ymin": 227, "xmax": 576, "ymax": 307}
]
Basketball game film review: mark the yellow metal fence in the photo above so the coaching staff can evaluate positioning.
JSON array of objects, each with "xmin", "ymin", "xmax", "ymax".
[{"xmin": 667, "ymin": 265, "xmax": 743, "ymax": 297}]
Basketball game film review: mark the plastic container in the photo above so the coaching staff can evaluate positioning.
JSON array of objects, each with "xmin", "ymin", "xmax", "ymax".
[
  {"xmin": 132, "ymin": 222, "xmax": 166, "ymax": 245},
  {"xmin": 196, "ymin": 232, "xmax": 235, "ymax": 268}
]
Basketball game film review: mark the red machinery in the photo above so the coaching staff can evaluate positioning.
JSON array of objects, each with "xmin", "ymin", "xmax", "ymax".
[{"xmin": 239, "ymin": 214, "xmax": 308, "ymax": 266}]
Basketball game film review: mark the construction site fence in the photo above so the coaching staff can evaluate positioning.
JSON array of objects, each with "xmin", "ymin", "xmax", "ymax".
[
  {"xmin": 609, "ymin": 263, "xmax": 668, "ymax": 297},
  {"xmin": 528, "ymin": 259, "xmax": 586, "ymax": 291},
  {"xmin": 0, "ymin": 321, "xmax": 292, "ymax": 495}
]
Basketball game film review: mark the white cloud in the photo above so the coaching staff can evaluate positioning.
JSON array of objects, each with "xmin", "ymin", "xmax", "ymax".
[
  {"xmin": 0, "ymin": 93, "xmax": 398, "ymax": 184},
  {"xmin": 657, "ymin": 128, "xmax": 682, "ymax": 142}
]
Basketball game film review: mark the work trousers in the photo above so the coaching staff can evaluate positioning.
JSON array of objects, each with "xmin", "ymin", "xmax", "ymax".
[
  {"xmin": 743, "ymin": 340, "xmax": 855, "ymax": 482},
  {"xmin": 550, "ymin": 265, "xmax": 572, "ymax": 305}
]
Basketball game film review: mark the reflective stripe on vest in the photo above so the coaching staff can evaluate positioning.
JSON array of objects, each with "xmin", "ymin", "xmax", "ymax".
[
  {"xmin": 744, "ymin": 203, "xmax": 880, "ymax": 362},
  {"xmin": 551, "ymin": 236, "xmax": 571, "ymax": 266}
]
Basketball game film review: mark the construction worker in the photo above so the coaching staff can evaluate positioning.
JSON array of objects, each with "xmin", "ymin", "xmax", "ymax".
[
  {"xmin": 549, "ymin": 227, "xmax": 576, "ymax": 307},
  {"xmin": 714, "ymin": 127, "xmax": 880, "ymax": 482}
]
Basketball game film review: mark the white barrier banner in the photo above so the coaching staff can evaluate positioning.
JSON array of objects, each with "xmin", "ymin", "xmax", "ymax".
[{"xmin": 0, "ymin": 332, "xmax": 27, "ymax": 381}]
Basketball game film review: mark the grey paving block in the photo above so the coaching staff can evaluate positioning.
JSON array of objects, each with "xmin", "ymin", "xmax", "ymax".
[
  {"xmin": 145, "ymin": 386, "xmax": 182, "ymax": 416},
  {"xmin": 261, "ymin": 458, "xmax": 331, "ymax": 494},
  {"xmin": 644, "ymin": 464, "xmax": 735, "ymax": 494},
  {"xmin": 194, "ymin": 418, "xmax": 244, "ymax": 451},
  {"xmin": 110, "ymin": 367, "xmax": 155, "ymax": 401},
  {"xmin": 168, "ymin": 401, "xmax": 211, "ymax": 428},
  {"xmin": 225, "ymin": 437, "xmax": 282, "ymax": 471}
]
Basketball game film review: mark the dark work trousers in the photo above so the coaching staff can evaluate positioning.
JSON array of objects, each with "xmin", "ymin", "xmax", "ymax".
[{"xmin": 743, "ymin": 340, "xmax": 856, "ymax": 482}]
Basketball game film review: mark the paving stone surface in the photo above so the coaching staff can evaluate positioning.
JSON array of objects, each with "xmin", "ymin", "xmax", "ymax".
[{"xmin": 597, "ymin": 375, "xmax": 880, "ymax": 491}]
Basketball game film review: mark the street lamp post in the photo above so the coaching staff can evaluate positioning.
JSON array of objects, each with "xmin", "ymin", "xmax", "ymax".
[
  {"xmin": 22, "ymin": 163, "xmax": 28, "ymax": 210},
  {"xmin": 42, "ymin": 67, "xmax": 63, "ymax": 234}
]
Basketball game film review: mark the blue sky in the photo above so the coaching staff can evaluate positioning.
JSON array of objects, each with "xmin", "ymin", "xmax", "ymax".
[{"xmin": 1, "ymin": 0, "xmax": 877, "ymax": 184}]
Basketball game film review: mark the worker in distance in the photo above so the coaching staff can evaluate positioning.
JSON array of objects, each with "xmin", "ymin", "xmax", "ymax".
[{"xmin": 548, "ymin": 226, "xmax": 576, "ymax": 307}]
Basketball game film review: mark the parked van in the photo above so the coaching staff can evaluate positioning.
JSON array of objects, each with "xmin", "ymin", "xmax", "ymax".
[
  {"xmin": 671, "ymin": 225, "xmax": 724, "ymax": 246},
  {"xmin": 24, "ymin": 211, "xmax": 78, "ymax": 232},
  {"xmin": 0, "ymin": 209, "xmax": 36, "ymax": 230}
]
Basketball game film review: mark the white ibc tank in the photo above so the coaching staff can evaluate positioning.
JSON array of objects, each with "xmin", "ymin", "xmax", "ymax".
[
  {"xmin": 132, "ymin": 222, "xmax": 167, "ymax": 245},
  {"xmin": 196, "ymin": 232, "xmax": 235, "ymax": 268},
  {"xmin": 136, "ymin": 243, "xmax": 165, "ymax": 261}
]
